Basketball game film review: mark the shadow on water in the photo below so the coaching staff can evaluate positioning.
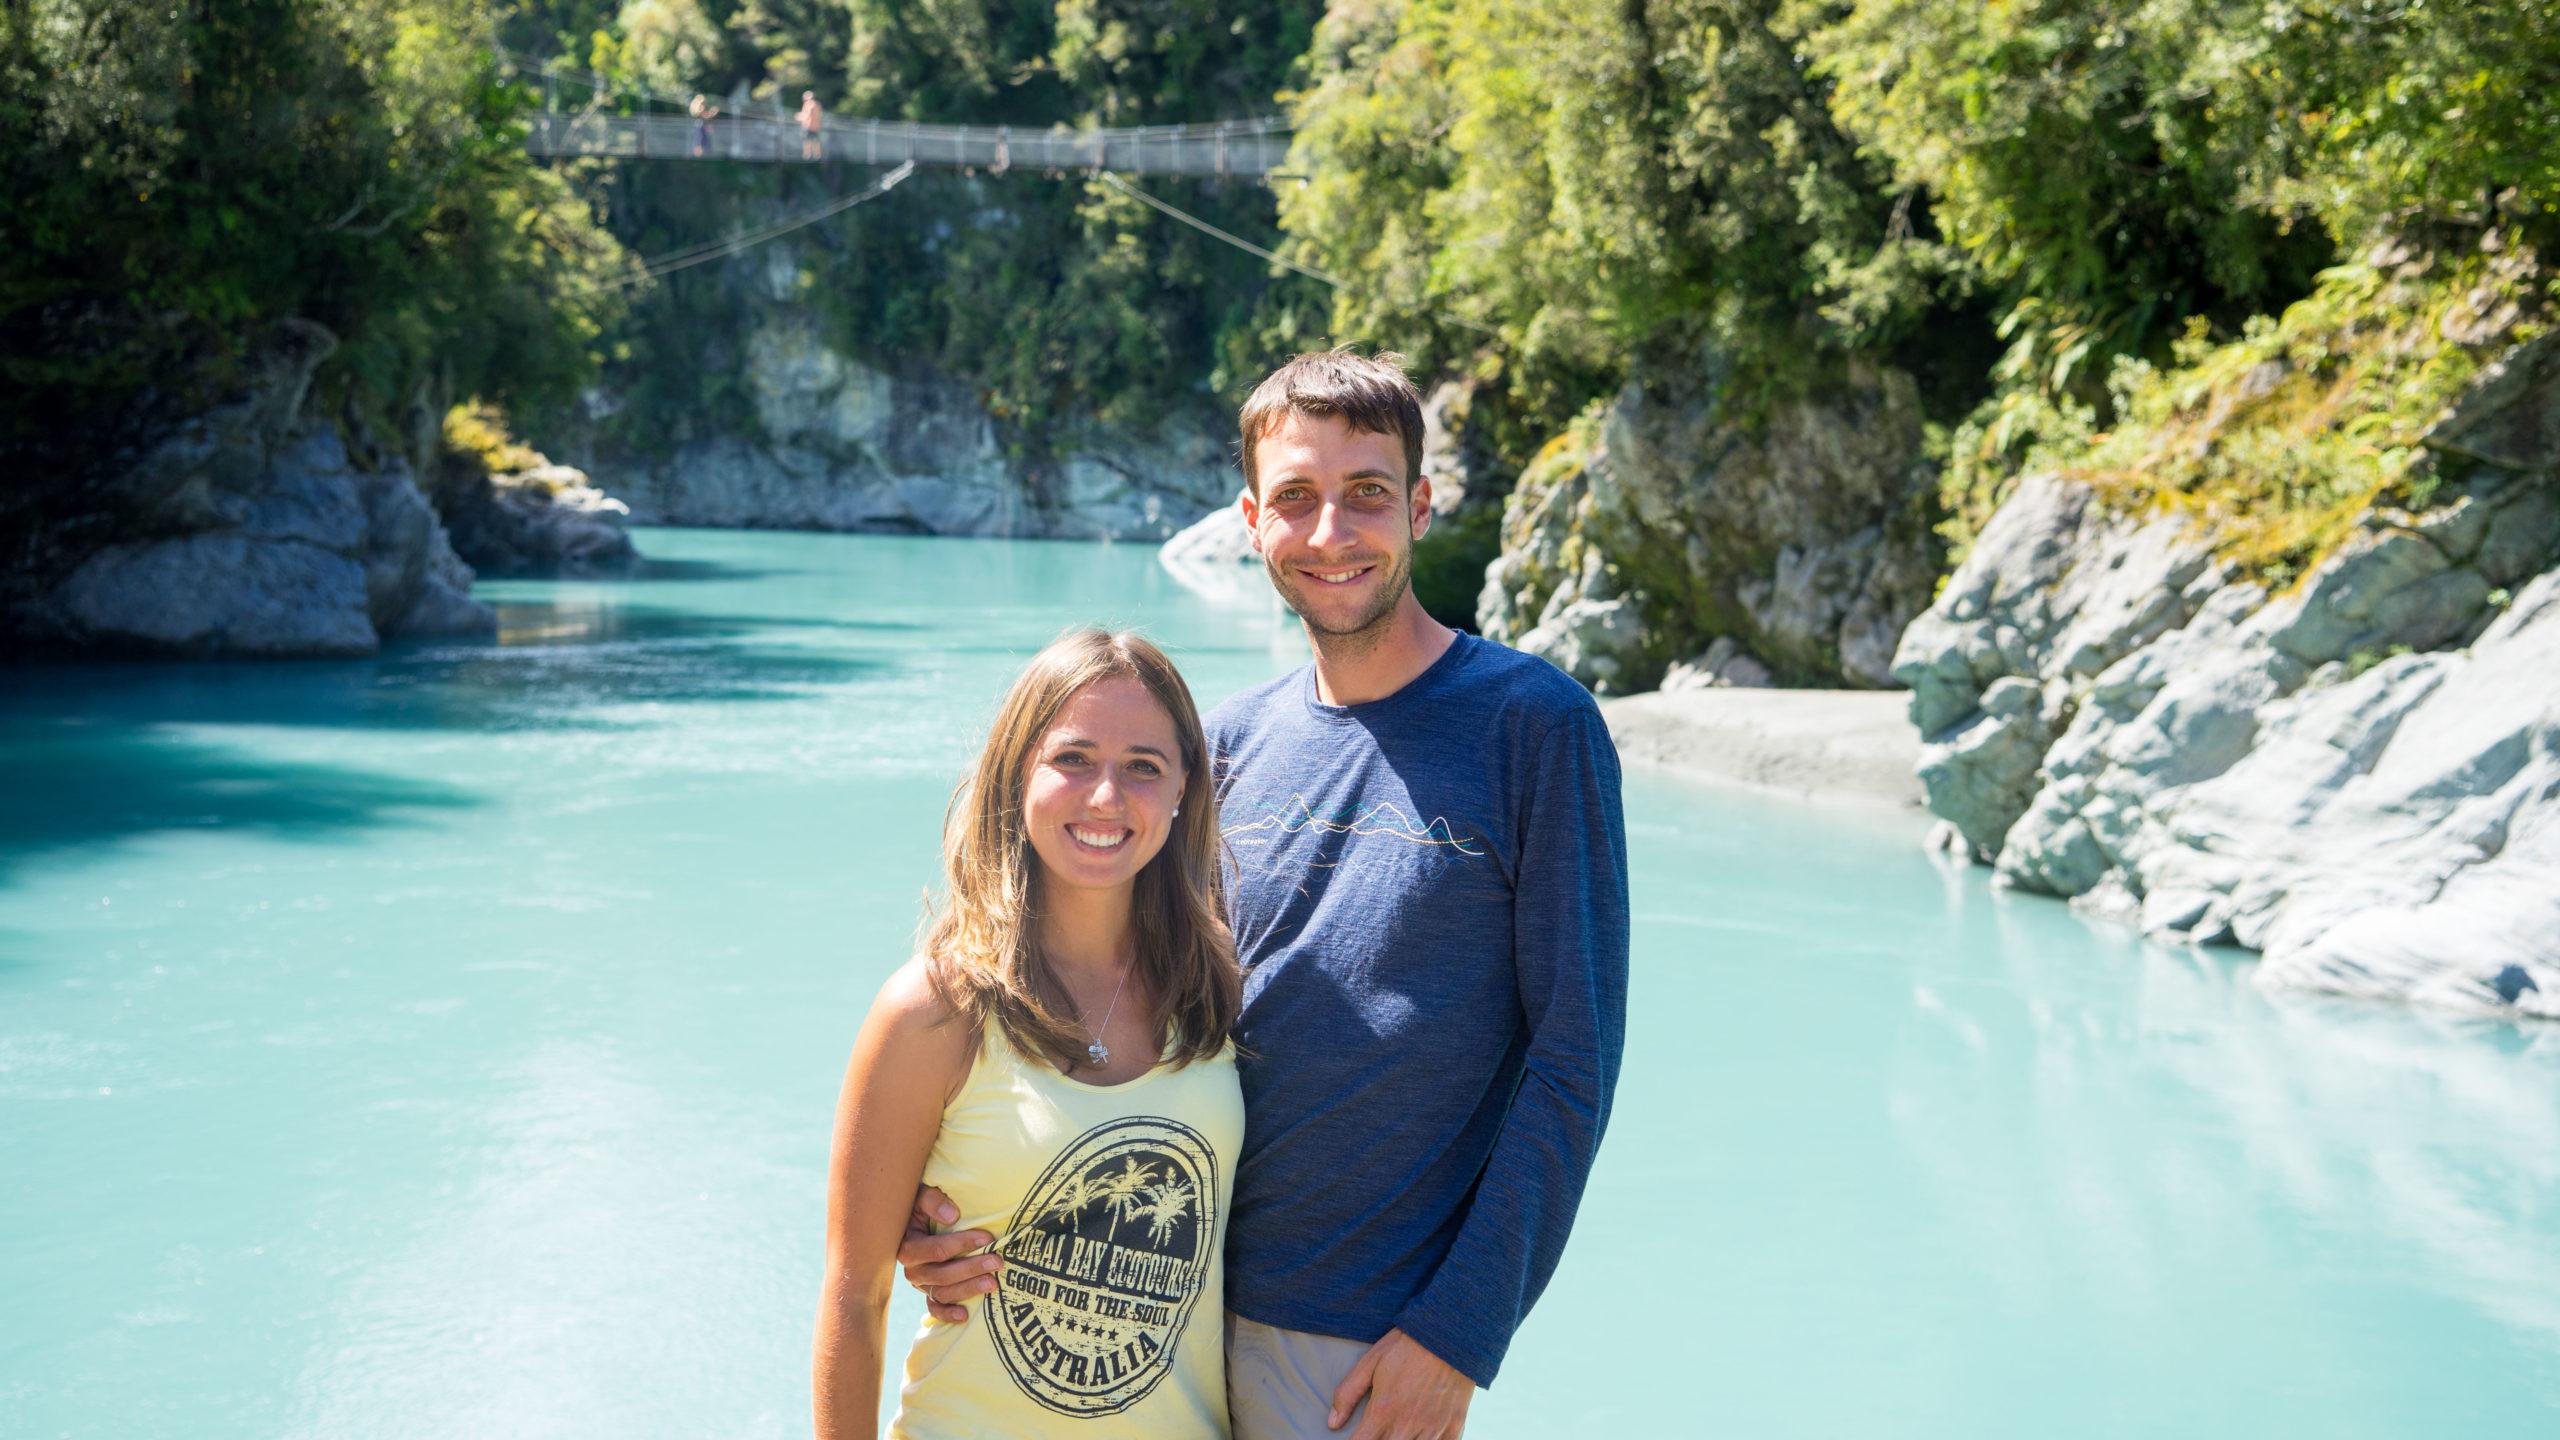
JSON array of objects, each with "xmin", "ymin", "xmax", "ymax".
[
  {"xmin": 0, "ymin": 598, "xmax": 897, "ymax": 886},
  {"xmin": 621, "ymin": 555, "xmax": 795, "ymax": 584},
  {"xmin": 482, "ymin": 600, "xmax": 918, "ymax": 641},
  {"xmin": 0, "ymin": 719, "xmax": 485, "ymax": 892},
  {"xmin": 361, "ymin": 601, "xmax": 898, "ymax": 730},
  {"xmin": 4, "ymin": 602, "xmax": 894, "ymax": 739}
]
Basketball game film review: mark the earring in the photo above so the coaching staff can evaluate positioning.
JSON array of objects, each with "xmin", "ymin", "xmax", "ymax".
[{"xmin": 1173, "ymin": 807, "xmax": 1182, "ymax": 818}]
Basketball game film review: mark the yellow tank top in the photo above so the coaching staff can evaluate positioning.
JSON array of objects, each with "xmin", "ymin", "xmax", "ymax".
[{"xmin": 888, "ymin": 1024, "xmax": 1243, "ymax": 1439}]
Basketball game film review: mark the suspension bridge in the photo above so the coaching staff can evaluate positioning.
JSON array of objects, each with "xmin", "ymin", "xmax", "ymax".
[
  {"xmin": 501, "ymin": 48, "xmax": 1354, "ymax": 301},
  {"xmin": 525, "ymin": 110, "xmax": 1293, "ymax": 178},
  {"xmin": 506, "ymin": 46, "xmax": 1293, "ymax": 178}
]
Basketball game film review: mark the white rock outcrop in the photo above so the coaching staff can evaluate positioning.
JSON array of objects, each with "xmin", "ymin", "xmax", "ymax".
[
  {"xmin": 1160, "ymin": 504, "xmax": 1257, "ymax": 565},
  {"xmin": 1894, "ymin": 438, "xmax": 2560, "ymax": 1019}
]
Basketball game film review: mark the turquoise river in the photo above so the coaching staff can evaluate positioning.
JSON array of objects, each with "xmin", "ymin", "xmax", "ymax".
[{"xmin": 3, "ymin": 527, "xmax": 2556, "ymax": 1437}]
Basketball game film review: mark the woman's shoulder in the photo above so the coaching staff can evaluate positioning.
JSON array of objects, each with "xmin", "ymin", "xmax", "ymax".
[{"xmin": 867, "ymin": 955, "xmax": 981, "ymax": 1065}]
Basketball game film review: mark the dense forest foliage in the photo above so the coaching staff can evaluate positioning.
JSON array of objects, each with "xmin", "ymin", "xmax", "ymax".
[
  {"xmin": 0, "ymin": 0, "xmax": 628, "ymax": 482},
  {"xmin": 1281, "ymin": 0, "xmax": 2560, "ymax": 564},
  {"xmin": 0, "ymin": 0, "xmax": 1326, "ymax": 485},
  {"xmin": 8, "ymin": 0, "xmax": 2555, "ymax": 596}
]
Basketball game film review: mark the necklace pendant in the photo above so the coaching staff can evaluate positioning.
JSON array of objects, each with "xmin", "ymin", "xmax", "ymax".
[{"xmin": 1087, "ymin": 1041, "xmax": 1110, "ymax": 1066}]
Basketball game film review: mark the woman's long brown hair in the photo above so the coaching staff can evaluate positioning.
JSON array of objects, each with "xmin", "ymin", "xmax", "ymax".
[{"xmin": 921, "ymin": 627, "xmax": 1239, "ymax": 1072}]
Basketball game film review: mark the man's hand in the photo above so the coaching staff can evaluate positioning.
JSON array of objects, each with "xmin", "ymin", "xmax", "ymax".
[
  {"xmin": 1329, "ymin": 1327, "xmax": 1474, "ymax": 1439},
  {"xmin": 893, "ymin": 1184, "xmax": 997, "ymax": 1324}
]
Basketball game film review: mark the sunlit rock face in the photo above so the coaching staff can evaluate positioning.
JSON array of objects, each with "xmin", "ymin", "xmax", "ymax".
[
  {"xmin": 5, "ymin": 320, "xmax": 493, "ymax": 658},
  {"xmin": 1477, "ymin": 348, "xmax": 1939, "ymax": 694},
  {"xmin": 427, "ymin": 448, "xmax": 638, "ymax": 582},
  {"xmin": 588, "ymin": 315, "xmax": 1235, "ymax": 542},
  {"xmin": 1892, "ymin": 333, "xmax": 2560, "ymax": 1020}
]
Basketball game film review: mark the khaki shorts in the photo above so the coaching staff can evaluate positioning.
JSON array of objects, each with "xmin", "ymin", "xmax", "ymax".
[{"xmin": 1226, "ymin": 1311, "xmax": 1375, "ymax": 1440}]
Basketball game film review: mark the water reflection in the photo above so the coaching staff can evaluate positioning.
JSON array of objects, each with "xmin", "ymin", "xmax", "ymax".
[
  {"xmin": 275, "ymin": 1037, "xmax": 794, "ymax": 1439},
  {"xmin": 1888, "ymin": 908, "xmax": 2560, "ymax": 1373}
]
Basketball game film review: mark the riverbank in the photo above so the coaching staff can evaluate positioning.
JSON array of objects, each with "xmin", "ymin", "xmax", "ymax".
[{"xmin": 1600, "ymin": 687, "xmax": 1925, "ymax": 814}]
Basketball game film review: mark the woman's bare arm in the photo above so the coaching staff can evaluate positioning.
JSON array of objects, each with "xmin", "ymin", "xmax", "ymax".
[{"xmin": 812, "ymin": 960, "xmax": 973, "ymax": 1440}]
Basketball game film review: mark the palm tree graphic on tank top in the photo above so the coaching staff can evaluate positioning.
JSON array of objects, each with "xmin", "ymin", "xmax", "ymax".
[{"xmin": 988, "ymin": 1117, "xmax": 1220, "ymax": 1417}]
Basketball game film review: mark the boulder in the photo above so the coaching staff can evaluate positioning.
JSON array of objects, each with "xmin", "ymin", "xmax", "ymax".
[
  {"xmin": 1480, "ymin": 349, "xmax": 1938, "ymax": 691},
  {"xmin": 1661, "ymin": 636, "xmax": 1775, "ymax": 692},
  {"xmin": 430, "ymin": 444, "xmax": 640, "ymax": 579},
  {"xmin": 1517, "ymin": 597, "xmax": 1648, "ymax": 696},
  {"xmin": 1161, "ymin": 505, "xmax": 1257, "ymax": 566}
]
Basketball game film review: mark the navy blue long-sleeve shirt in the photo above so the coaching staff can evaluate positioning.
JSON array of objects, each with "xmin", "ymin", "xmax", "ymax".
[{"xmin": 1206, "ymin": 631, "xmax": 1630, "ymax": 1388}]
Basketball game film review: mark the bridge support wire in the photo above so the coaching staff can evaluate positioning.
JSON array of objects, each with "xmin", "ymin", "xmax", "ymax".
[
  {"xmin": 581, "ymin": 161, "xmax": 916, "ymax": 293},
  {"xmin": 1092, "ymin": 172, "xmax": 1498, "ymax": 339}
]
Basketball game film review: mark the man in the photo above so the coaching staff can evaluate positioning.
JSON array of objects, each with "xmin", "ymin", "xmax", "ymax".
[
  {"xmin": 901, "ymin": 351, "xmax": 1629, "ymax": 1438},
  {"xmin": 799, "ymin": 90, "xmax": 825, "ymax": 161}
]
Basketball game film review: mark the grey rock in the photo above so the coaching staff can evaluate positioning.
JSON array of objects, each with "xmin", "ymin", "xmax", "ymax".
[
  {"xmin": 1481, "ymin": 350, "xmax": 1939, "ymax": 691},
  {"xmin": 482, "ymin": 466, "xmax": 638, "ymax": 576},
  {"xmin": 1518, "ymin": 597, "xmax": 1648, "ymax": 696},
  {"xmin": 1891, "ymin": 470, "xmax": 2222, "ymax": 851},
  {"xmin": 1420, "ymin": 376, "xmax": 1507, "ymax": 519},
  {"xmin": 1156, "ymin": 504, "xmax": 1276, "ymax": 609},
  {"xmin": 15, "ymin": 338, "xmax": 498, "ymax": 657},
  {"xmin": 1892, "ymin": 347, "xmax": 2560, "ymax": 1016},
  {"xmin": 46, "ymin": 534, "xmax": 377, "ymax": 656},
  {"xmin": 595, "ymin": 314, "xmax": 1235, "ymax": 541},
  {"xmin": 396, "ymin": 523, "xmax": 496, "ymax": 638},
  {"xmin": 1161, "ymin": 505, "xmax": 1258, "ymax": 566},
  {"xmin": 1661, "ymin": 636, "xmax": 1775, "ymax": 692}
]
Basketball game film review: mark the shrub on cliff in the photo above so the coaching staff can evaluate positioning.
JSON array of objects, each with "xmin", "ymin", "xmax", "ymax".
[{"xmin": 1802, "ymin": 0, "xmax": 2560, "ymax": 559}]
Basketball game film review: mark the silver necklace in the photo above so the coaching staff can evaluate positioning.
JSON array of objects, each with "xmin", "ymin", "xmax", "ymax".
[{"xmin": 1083, "ymin": 960, "xmax": 1133, "ymax": 1067}]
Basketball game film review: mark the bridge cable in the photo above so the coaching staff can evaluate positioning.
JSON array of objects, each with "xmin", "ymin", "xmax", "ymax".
[
  {"xmin": 1093, "ymin": 172, "xmax": 1499, "ymax": 339},
  {"xmin": 581, "ymin": 161, "xmax": 915, "ymax": 293}
]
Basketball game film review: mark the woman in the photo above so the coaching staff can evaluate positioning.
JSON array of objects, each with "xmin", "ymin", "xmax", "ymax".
[
  {"xmin": 689, "ymin": 93, "xmax": 719, "ymax": 156},
  {"xmin": 813, "ymin": 628, "xmax": 1244, "ymax": 1439}
]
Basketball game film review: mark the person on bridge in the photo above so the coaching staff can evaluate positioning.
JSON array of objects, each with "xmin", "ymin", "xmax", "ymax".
[
  {"xmin": 800, "ymin": 91, "xmax": 825, "ymax": 161},
  {"xmin": 689, "ymin": 93, "xmax": 719, "ymax": 157}
]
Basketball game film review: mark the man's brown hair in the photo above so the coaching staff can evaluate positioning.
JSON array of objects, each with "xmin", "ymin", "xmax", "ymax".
[{"xmin": 1237, "ymin": 348, "xmax": 1426, "ymax": 496}]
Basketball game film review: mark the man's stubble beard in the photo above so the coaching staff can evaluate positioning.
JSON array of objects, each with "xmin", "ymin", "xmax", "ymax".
[{"xmin": 1264, "ymin": 540, "xmax": 1415, "ymax": 660}]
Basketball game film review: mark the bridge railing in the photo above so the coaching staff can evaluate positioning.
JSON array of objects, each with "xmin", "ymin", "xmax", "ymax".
[{"xmin": 526, "ymin": 113, "xmax": 1293, "ymax": 177}]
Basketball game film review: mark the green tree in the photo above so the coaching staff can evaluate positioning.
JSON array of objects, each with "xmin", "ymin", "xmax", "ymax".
[
  {"xmin": 0, "ymin": 0, "xmax": 628, "ymax": 475},
  {"xmin": 1280, "ymin": 0, "xmax": 1970, "ymax": 451}
]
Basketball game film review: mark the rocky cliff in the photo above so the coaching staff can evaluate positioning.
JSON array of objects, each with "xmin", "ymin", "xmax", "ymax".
[
  {"xmin": 1894, "ymin": 331, "xmax": 2560, "ymax": 1019},
  {"xmin": 1, "ymin": 321, "xmax": 494, "ymax": 658},
  {"xmin": 1477, "ymin": 350, "xmax": 1939, "ymax": 693},
  {"xmin": 571, "ymin": 314, "xmax": 1237, "ymax": 543}
]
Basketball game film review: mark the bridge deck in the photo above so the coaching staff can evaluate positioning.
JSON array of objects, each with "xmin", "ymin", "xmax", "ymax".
[{"xmin": 527, "ymin": 113, "xmax": 1291, "ymax": 177}]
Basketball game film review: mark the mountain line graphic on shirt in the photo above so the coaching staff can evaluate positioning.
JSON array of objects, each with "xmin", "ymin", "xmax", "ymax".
[{"xmin": 1222, "ymin": 795, "xmax": 1486, "ymax": 857}]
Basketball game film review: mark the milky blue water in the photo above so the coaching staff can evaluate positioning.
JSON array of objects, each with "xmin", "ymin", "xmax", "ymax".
[{"xmin": 3, "ymin": 526, "xmax": 2555, "ymax": 1438}]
